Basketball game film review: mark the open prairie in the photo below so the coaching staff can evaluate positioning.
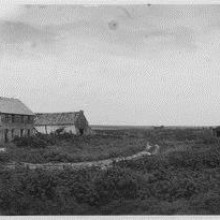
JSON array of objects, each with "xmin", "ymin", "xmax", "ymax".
[{"xmin": 1, "ymin": 126, "xmax": 220, "ymax": 215}]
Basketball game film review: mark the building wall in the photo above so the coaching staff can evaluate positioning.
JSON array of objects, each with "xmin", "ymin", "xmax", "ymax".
[
  {"xmin": 74, "ymin": 111, "xmax": 90, "ymax": 135},
  {"xmin": 34, "ymin": 111, "xmax": 91, "ymax": 135},
  {"xmin": 0, "ymin": 113, "xmax": 34, "ymax": 143},
  {"xmin": 35, "ymin": 125, "xmax": 77, "ymax": 134}
]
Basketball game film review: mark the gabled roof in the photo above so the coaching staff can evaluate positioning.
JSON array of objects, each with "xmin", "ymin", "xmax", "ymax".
[
  {"xmin": 0, "ymin": 97, "xmax": 34, "ymax": 116},
  {"xmin": 34, "ymin": 111, "xmax": 84, "ymax": 126}
]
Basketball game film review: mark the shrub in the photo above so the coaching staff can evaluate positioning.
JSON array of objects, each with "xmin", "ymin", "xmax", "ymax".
[
  {"xmin": 12, "ymin": 133, "xmax": 61, "ymax": 148},
  {"xmin": 13, "ymin": 136, "xmax": 48, "ymax": 148},
  {"xmin": 93, "ymin": 166, "xmax": 145, "ymax": 206},
  {"xmin": 0, "ymin": 153, "xmax": 10, "ymax": 163},
  {"xmin": 1, "ymin": 128, "xmax": 220, "ymax": 215}
]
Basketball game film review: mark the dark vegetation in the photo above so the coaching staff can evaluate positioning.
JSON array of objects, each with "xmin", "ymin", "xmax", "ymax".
[
  {"xmin": 0, "ymin": 130, "xmax": 147, "ymax": 163},
  {"xmin": 0, "ymin": 127, "xmax": 220, "ymax": 215}
]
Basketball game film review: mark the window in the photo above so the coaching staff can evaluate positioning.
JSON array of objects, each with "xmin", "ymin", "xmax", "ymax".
[
  {"xmin": 20, "ymin": 129, "xmax": 23, "ymax": 137},
  {"xmin": 24, "ymin": 116, "xmax": 27, "ymax": 123},
  {"xmin": 5, "ymin": 115, "xmax": 10, "ymax": 123},
  {"xmin": 1, "ymin": 114, "xmax": 5, "ymax": 123},
  {"xmin": 4, "ymin": 129, "xmax": 9, "ymax": 143},
  {"xmin": 11, "ymin": 129, "xmax": 14, "ymax": 138},
  {"xmin": 15, "ymin": 115, "xmax": 19, "ymax": 123},
  {"xmin": 20, "ymin": 116, "xmax": 24, "ymax": 123},
  {"xmin": 12, "ymin": 115, "xmax": 15, "ymax": 123},
  {"xmin": 28, "ymin": 116, "xmax": 33, "ymax": 123}
]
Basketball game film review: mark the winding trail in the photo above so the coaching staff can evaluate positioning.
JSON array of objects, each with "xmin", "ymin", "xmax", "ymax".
[{"xmin": 1, "ymin": 143, "xmax": 160, "ymax": 171}]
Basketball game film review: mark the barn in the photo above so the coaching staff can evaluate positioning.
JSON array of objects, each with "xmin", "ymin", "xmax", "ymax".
[
  {"xmin": 0, "ymin": 97, "xmax": 35, "ymax": 143},
  {"xmin": 34, "ymin": 110, "xmax": 90, "ymax": 135}
]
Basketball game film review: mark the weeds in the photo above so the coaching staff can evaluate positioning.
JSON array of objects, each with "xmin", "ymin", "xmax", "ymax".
[{"xmin": 1, "ymin": 127, "xmax": 220, "ymax": 215}]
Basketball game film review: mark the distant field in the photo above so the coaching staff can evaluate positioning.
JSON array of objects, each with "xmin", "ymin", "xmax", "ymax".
[
  {"xmin": 91, "ymin": 125, "xmax": 155, "ymax": 130},
  {"xmin": 0, "ymin": 126, "xmax": 216, "ymax": 164},
  {"xmin": 91, "ymin": 125, "xmax": 212, "ymax": 130}
]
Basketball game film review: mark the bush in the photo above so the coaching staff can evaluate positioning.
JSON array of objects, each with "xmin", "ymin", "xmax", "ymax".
[
  {"xmin": 0, "ymin": 158, "xmax": 220, "ymax": 215},
  {"xmin": 0, "ymin": 153, "xmax": 10, "ymax": 163},
  {"xmin": 12, "ymin": 133, "xmax": 60, "ymax": 148},
  {"xmin": 13, "ymin": 136, "xmax": 48, "ymax": 148},
  {"xmin": 202, "ymin": 135, "xmax": 218, "ymax": 144},
  {"xmin": 93, "ymin": 166, "xmax": 146, "ymax": 206}
]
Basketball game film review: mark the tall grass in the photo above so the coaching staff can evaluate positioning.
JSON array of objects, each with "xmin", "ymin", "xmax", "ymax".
[
  {"xmin": 1, "ymin": 127, "xmax": 220, "ymax": 215},
  {"xmin": 2, "ymin": 130, "xmax": 146, "ymax": 163}
]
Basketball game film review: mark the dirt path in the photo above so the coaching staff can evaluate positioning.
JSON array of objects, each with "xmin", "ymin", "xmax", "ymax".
[{"xmin": 1, "ymin": 144, "xmax": 160, "ymax": 171}]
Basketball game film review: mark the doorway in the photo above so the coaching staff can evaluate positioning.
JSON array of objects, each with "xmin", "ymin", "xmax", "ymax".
[
  {"xmin": 4, "ymin": 129, "xmax": 9, "ymax": 143},
  {"xmin": 20, "ymin": 129, "xmax": 24, "ymax": 137},
  {"xmin": 79, "ymin": 129, "xmax": 84, "ymax": 135}
]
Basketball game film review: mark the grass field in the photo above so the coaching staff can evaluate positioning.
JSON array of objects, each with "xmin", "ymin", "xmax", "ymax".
[
  {"xmin": 0, "ymin": 126, "xmax": 220, "ymax": 215},
  {"xmin": 0, "ymin": 129, "xmax": 149, "ymax": 164}
]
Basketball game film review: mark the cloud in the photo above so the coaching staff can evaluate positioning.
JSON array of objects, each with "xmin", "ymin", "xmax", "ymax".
[
  {"xmin": 0, "ymin": 5, "xmax": 204, "ymax": 58},
  {"xmin": 0, "ymin": 20, "xmax": 59, "ymax": 54},
  {"xmin": 144, "ymin": 26, "xmax": 197, "ymax": 51}
]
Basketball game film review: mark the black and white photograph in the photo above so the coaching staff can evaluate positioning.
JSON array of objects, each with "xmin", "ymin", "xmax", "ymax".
[{"xmin": 1, "ymin": 1, "xmax": 220, "ymax": 215}]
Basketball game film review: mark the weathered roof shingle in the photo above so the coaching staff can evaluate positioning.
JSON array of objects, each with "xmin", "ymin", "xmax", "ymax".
[
  {"xmin": 34, "ymin": 112, "xmax": 83, "ymax": 126},
  {"xmin": 0, "ymin": 97, "xmax": 34, "ymax": 115}
]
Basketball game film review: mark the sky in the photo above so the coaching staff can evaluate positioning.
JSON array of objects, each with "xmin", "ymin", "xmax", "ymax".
[{"xmin": 1, "ymin": 3, "xmax": 220, "ymax": 126}]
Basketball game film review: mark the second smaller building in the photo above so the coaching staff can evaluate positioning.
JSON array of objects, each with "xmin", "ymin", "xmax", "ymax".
[{"xmin": 34, "ymin": 111, "xmax": 90, "ymax": 135}]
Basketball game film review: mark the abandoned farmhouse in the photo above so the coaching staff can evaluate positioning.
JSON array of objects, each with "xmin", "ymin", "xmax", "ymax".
[
  {"xmin": 35, "ymin": 111, "xmax": 90, "ymax": 135},
  {"xmin": 0, "ymin": 96, "xmax": 90, "ymax": 143},
  {"xmin": 0, "ymin": 97, "xmax": 35, "ymax": 143}
]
